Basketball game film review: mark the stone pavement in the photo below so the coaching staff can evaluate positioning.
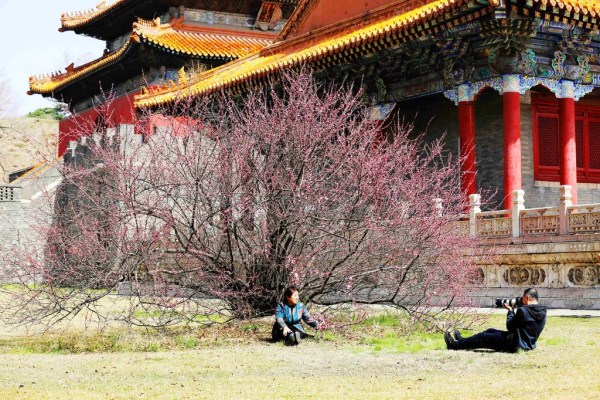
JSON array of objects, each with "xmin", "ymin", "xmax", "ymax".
[{"xmin": 472, "ymin": 307, "xmax": 600, "ymax": 317}]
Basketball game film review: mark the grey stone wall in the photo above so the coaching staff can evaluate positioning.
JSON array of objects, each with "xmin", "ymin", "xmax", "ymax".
[
  {"xmin": 0, "ymin": 187, "xmax": 25, "ymax": 252},
  {"xmin": 474, "ymin": 92, "xmax": 505, "ymax": 209},
  {"xmin": 0, "ymin": 187, "xmax": 30, "ymax": 281},
  {"xmin": 397, "ymin": 91, "xmax": 506, "ymax": 209},
  {"xmin": 0, "ymin": 169, "xmax": 59, "ymax": 283}
]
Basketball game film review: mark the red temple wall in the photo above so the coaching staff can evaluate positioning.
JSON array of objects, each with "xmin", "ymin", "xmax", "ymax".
[
  {"xmin": 58, "ymin": 92, "xmax": 138, "ymax": 157},
  {"xmin": 294, "ymin": 0, "xmax": 413, "ymax": 37}
]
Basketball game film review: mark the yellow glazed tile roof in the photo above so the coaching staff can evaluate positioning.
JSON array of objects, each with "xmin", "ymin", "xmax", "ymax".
[
  {"xmin": 135, "ymin": 0, "xmax": 472, "ymax": 107},
  {"xmin": 60, "ymin": 0, "xmax": 128, "ymax": 31},
  {"xmin": 28, "ymin": 40, "xmax": 135, "ymax": 95},
  {"xmin": 29, "ymin": 19, "xmax": 274, "ymax": 95},
  {"xmin": 10, "ymin": 162, "xmax": 52, "ymax": 184},
  {"xmin": 135, "ymin": 0, "xmax": 600, "ymax": 108},
  {"xmin": 135, "ymin": 18, "xmax": 273, "ymax": 60},
  {"xmin": 537, "ymin": 0, "xmax": 600, "ymax": 15}
]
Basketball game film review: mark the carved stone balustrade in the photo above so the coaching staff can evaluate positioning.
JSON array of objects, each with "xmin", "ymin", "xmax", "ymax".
[
  {"xmin": 568, "ymin": 204, "xmax": 600, "ymax": 234},
  {"xmin": 466, "ymin": 185, "xmax": 600, "ymax": 309},
  {"xmin": 475, "ymin": 209, "xmax": 512, "ymax": 237},
  {"xmin": 520, "ymin": 207, "xmax": 559, "ymax": 236},
  {"xmin": 452, "ymin": 220, "xmax": 470, "ymax": 236},
  {"xmin": 469, "ymin": 185, "xmax": 600, "ymax": 239}
]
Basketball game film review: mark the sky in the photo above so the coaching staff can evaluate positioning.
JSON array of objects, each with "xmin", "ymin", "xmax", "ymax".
[{"xmin": 0, "ymin": 0, "xmax": 106, "ymax": 117}]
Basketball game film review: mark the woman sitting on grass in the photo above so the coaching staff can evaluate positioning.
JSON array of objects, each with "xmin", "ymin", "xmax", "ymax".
[{"xmin": 272, "ymin": 286, "xmax": 321, "ymax": 345}]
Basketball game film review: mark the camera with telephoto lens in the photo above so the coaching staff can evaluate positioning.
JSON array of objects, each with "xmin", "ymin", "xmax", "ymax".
[{"xmin": 494, "ymin": 297, "xmax": 523, "ymax": 308}]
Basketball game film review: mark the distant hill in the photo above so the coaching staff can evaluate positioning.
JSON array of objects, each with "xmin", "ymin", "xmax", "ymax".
[{"xmin": 0, "ymin": 117, "xmax": 58, "ymax": 183}]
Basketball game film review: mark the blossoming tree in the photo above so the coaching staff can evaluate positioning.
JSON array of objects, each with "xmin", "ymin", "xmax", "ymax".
[{"xmin": 2, "ymin": 73, "xmax": 483, "ymax": 328}]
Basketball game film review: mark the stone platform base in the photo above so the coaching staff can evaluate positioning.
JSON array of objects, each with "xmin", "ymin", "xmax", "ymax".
[
  {"xmin": 474, "ymin": 236, "xmax": 600, "ymax": 310},
  {"xmin": 468, "ymin": 287, "xmax": 600, "ymax": 310}
]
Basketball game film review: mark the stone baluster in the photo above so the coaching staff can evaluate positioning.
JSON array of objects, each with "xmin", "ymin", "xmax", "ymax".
[
  {"xmin": 106, "ymin": 127, "xmax": 116, "ymax": 146},
  {"xmin": 67, "ymin": 140, "xmax": 78, "ymax": 159},
  {"xmin": 469, "ymin": 193, "xmax": 481, "ymax": 238},
  {"xmin": 432, "ymin": 198, "xmax": 443, "ymax": 217},
  {"xmin": 92, "ymin": 132, "xmax": 102, "ymax": 146},
  {"xmin": 559, "ymin": 185, "xmax": 572, "ymax": 235},
  {"xmin": 118, "ymin": 124, "xmax": 138, "ymax": 155},
  {"xmin": 512, "ymin": 189, "xmax": 525, "ymax": 238}
]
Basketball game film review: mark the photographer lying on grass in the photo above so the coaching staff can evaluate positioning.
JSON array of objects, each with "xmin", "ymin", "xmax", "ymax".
[
  {"xmin": 445, "ymin": 288, "xmax": 547, "ymax": 353},
  {"xmin": 272, "ymin": 286, "xmax": 322, "ymax": 345}
]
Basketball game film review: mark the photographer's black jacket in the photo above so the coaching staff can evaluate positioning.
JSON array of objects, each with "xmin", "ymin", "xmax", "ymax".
[{"xmin": 506, "ymin": 305, "xmax": 547, "ymax": 350}]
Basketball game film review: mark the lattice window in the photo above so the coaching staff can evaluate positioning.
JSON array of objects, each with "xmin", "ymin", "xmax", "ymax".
[
  {"xmin": 576, "ymin": 119, "xmax": 584, "ymax": 168},
  {"xmin": 533, "ymin": 98, "xmax": 600, "ymax": 184},
  {"xmin": 589, "ymin": 120, "xmax": 600, "ymax": 170},
  {"xmin": 538, "ymin": 116, "xmax": 559, "ymax": 167},
  {"xmin": 0, "ymin": 186, "xmax": 16, "ymax": 202}
]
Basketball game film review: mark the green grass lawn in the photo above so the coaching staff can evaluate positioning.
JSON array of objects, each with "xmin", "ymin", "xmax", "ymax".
[{"xmin": 0, "ymin": 313, "xmax": 598, "ymax": 399}]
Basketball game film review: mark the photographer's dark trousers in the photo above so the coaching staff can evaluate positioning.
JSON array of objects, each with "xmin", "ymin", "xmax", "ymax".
[
  {"xmin": 454, "ymin": 329, "xmax": 517, "ymax": 353},
  {"xmin": 271, "ymin": 323, "xmax": 307, "ymax": 345}
]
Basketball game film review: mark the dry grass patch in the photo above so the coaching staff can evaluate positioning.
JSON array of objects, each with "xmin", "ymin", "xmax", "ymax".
[{"xmin": 0, "ymin": 313, "xmax": 598, "ymax": 399}]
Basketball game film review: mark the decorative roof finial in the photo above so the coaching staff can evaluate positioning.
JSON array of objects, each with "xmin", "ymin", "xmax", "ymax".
[{"xmin": 178, "ymin": 67, "xmax": 188, "ymax": 86}]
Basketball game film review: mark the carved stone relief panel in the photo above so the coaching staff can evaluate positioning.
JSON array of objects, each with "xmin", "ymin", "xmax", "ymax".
[
  {"xmin": 567, "ymin": 266, "xmax": 600, "ymax": 287},
  {"xmin": 483, "ymin": 263, "xmax": 600, "ymax": 289},
  {"xmin": 502, "ymin": 265, "xmax": 547, "ymax": 287},
  {"xmin": 473, "ymin": 267, "xmax": 486, "ymax": 286}
]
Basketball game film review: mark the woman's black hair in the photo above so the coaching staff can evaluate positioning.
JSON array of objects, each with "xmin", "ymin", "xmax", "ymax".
[{"xmin": 284, "ymin": 286, "xmax": 298, "ymax": 299}]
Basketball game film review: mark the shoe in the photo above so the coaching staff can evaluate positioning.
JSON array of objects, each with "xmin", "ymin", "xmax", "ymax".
[
  {"xmin": 444, "ymin": 331, "xmax": 458, "ymax": 350},
  {"xmin": 285, "ymin": 331, "xmax": 302, "ymax": 346},
  {"xmin": 453, "ymin": 329, "xmax": 464, "ymax": 341}
]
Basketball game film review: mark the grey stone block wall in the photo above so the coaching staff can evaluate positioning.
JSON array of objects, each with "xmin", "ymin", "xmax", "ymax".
[
  {"xmin": 0, "ymin": 187, "xmax": 30, "ymax": 281},
  {"xmin": 0, "ymin": 188, "xmax": 26, "ymax": 252},
  {"xmin": 397, "ymin": 91, "xmax": 506, "ymax": 209},
  {"xmin": 473, "ymin": 92, "xmax": 505, "ymax": 209},
  {"xmin": 0, "ymin": 180, "xmax": 56, "ymax": 283}
]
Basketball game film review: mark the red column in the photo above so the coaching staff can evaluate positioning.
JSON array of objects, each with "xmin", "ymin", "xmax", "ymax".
[
  {"xmin": 459, "ymin": 101, "xmax": 477, "ymax": 203},
  {"xmin": 559, "ymin": 92, "xmax": 578, "ymax": 204},
  {"xmin": 503, "ymin": 89, "xmax": 522, "ymax": 210}
]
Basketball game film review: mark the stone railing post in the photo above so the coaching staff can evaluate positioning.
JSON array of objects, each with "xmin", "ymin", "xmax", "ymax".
[
  {"xmin": 118, "ymin": 124, "xmax": 138, "ymax": 156},
  {"xmin": 559, "ymin": 185, "xmax": 572, "ymax": 235},
  {"xmin": 432, "ymin": 198, "xmax": 443, "ymax": 217},
  {"xmin": 469, "ymin": 193, "xmax": 481, "ymax": 238},
  {"xmin": 67, "ymin": 140, "xmax": 78, "ymax": 158},
  {"xmin": 512, "ymin": 189, "xmax": 525, "ymax": 238},
  {"xmin": 106, "ymin": 127, "xmax": 116, "ymax": 146}
]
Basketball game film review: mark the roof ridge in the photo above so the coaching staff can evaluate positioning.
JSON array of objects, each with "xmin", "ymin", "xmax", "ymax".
[
  {"xmin": 140, "ymin": 16, "xmax": 278, "ymax": 40},
  {"xmin": 60, "ymin": 0, "xmax": 135, "ymax": 31},
  {"xmin": 61, "ymin": 0, "xmax": 113, "ymax": 19},
  {"xmin": 28, "ymin": 38, "xmax": 136, "ymax": 94},
  {"xmin": 276, "ymin": 0, "xmax": 320, "ymax": 42}
]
